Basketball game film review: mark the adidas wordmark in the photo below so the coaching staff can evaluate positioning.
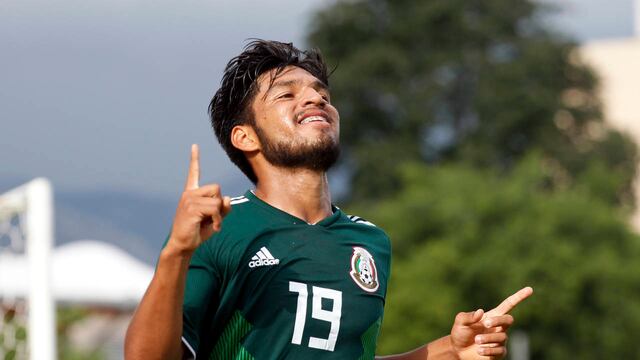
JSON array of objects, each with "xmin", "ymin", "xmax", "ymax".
[{"xmin": 249, "ymin": 246, "xmax": 280, "ymax": 268}]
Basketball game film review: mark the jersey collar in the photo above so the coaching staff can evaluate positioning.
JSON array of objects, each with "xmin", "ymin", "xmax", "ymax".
[{"xmin": 245, "ymin": 190, "xmax": 342, "ymax": 227}]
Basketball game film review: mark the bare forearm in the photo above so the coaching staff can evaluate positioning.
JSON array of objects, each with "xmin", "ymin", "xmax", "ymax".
[
  {"xmin": 376, "ymin": 336, "xmax": 459, "ymax": 360},
  {"xmin": 125, "ymin": 244, "xmax": 192, "ymax": 360}
]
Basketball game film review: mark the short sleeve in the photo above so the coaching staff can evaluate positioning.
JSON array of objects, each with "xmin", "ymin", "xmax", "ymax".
[{"xmin": 181, "ymin": 240, "xmax": 221, "ymax": 358}]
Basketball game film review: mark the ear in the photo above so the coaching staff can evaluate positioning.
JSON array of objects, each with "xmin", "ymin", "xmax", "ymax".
[{"xmin": 231, "ymin": 124, "xmax": 260, "ymax": 152}]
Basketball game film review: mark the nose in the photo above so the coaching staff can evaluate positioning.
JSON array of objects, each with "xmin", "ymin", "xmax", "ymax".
[{"xmin": 301, "ymin": 87, "xmax": 327, "ymax": 107}]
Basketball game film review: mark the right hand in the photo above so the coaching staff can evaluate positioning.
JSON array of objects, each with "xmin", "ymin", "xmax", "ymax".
[
  {"xmin": 168, "ymin": 144, "xmax": 231, "ymax": 254},
  {"xmin": 451, "ymin": 286, "xmax": 533, "ymax": 359}
]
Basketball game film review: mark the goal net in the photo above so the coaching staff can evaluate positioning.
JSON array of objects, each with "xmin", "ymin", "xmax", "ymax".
[{"xmin": 0, "ymin": 178, "xmax": 56, "ymax": 360}]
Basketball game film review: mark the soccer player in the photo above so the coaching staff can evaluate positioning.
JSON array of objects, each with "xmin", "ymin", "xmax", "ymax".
[{"xmin": 125, "ymin": 40, "xmax": 533, "ymax": 360}]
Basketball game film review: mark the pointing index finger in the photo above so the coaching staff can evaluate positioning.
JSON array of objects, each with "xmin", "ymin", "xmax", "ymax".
[
  {"xmin": 185, "ymin": 144, "xmax": 200, "ymax": 190},
  {"xmin": 491, "ymin": 286, "xmax": 533, "ymax": 315}
]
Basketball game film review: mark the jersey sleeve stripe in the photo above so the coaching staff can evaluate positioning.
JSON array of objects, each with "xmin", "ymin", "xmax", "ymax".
[
  {"xmin": 181, "ymin": 336, "xmax": 197, "ymax": 360},
  {"xmin": 230, "ymin": 198, "xmax": 249, "ymax": 205},
  {"xmin": 347, "ymin": 214, "xmax": 377, "ymax": 227}
]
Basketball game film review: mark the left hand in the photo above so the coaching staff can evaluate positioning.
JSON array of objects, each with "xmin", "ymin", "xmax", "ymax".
[{"xmin": 450, "ymin": 287, "xmax": 533, "ymax": 359}]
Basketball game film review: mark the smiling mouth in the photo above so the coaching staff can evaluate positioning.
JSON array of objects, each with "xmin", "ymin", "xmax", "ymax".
[{"xmin": 299, "ymin": 115, "xmax": 329, "ymax": 125}]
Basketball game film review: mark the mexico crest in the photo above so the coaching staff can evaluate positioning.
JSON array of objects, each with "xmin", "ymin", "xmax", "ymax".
[{"xmin": 349, "ymin": 247, "xmax": 379, "ymax": 292}]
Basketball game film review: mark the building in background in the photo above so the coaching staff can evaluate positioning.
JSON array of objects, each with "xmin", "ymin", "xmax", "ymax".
[{"xmin": 579, "ymin": 1, "xmax": 640, "ymax": 230}]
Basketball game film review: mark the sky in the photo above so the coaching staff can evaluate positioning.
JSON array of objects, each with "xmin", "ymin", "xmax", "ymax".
[
  {"xmin": 1, "ymin": 0, "xmax": 636, "ymax": 200},
  {"xmin": 542, "ymin": 0, "xmax": 636, "ymax": 40}
]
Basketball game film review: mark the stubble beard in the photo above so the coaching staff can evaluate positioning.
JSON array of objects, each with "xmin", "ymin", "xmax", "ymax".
[{"xmin": 254, "ymin": 124, "xmax": 341, "ymax": 172}]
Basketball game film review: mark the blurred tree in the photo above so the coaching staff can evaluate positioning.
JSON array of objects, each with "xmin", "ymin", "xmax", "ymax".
[
  {"xmin": 307, "ymin": 0, "xmax": 637, "ymax": 204},
  {"xmin": 349, "ymin": 156, "xmax": 640, "ymax": 359}
]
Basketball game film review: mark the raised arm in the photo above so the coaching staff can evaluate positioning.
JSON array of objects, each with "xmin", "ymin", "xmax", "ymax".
[
  {"xmin": 124, "ymin": 145, "xmax": 231, "ymax": 360},
  {"xmin": 376, "ymin": 287, "xmax": 533, "ymax": 360}
]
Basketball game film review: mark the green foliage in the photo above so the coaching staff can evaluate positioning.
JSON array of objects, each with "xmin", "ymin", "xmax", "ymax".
[
  {"xmin": 348, "ymin": 156, "xmax": 640, "ymax": 359},
  {"xmin": 308, "ymin": 0, "xmax": 637, "ymax": 203}
]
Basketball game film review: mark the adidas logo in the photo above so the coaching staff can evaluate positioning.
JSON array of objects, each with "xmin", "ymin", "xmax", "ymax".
[{"xmin": 248, "ymin": 246, "xmax": 280, "ymax": 268}]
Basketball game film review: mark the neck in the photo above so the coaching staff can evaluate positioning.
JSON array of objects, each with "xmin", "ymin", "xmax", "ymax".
[{"xmin": 254, "ymin": 167, "xmax": 332, "ymax": 224}]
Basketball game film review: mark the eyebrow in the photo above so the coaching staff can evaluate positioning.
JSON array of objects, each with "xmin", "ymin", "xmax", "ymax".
[{"xmin": 265, "ymin": 78, "xmax": 329, "ymax": 96}]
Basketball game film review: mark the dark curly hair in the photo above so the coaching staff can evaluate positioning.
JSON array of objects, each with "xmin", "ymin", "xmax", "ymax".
[{"xmin": 208, "ymin": 39, "xmax": 330, "ymax": 183}]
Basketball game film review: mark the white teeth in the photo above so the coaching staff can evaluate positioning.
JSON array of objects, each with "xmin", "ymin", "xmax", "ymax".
[{"xmin": 300, "ymin": 116, "xmax": 327, "ymax": 124}]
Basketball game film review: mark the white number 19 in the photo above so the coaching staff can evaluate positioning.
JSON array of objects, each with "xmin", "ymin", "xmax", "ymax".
[{"xmin": 288, "ymin": 281, "xmax": 343, "ymax": 352}]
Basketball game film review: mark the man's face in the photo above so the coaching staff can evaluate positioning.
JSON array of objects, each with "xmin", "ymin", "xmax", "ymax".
[{"xmin": 250, "ymin": 66, "xmax": 340, "ymax": 172}]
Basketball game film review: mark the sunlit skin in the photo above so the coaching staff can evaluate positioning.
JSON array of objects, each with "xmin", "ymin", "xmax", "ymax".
[{"xmin": 124, "ymin": 64, "xmax": 533, "ymax": 360}]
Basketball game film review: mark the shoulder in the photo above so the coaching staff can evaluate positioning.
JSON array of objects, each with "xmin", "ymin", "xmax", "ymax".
[
  {"xmin": 339, "ymin": 211, "xmax": 391, "ymax": 247},
  {"xmin": 200, "ymin": 193, "xmax": 267, "ymax": 254},
  {"xmin": 220, "ymin": 193, "xmax": 268, "ymax": 233},
  {"xmin": 341, "ymin": 211, "xmax": 383, "ymax": 233},
  {"xmin": 219, "ymin": 193, "xmax": 258, "ymax": 226}
]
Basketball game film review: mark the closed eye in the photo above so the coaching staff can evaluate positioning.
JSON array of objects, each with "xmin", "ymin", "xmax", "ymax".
[{"xmin": 277, "ymin": 93, "xmax": 294, "ymax": 99}]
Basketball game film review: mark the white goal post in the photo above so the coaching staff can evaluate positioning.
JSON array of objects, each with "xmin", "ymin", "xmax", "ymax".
[{"xmin": 0, "ymin": 178, "xmax": 56, "ymax": 360}]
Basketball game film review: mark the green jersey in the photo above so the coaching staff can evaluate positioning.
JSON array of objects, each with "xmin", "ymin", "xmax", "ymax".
[{"xmin": 180, "ymin": 190, "xmax": 391, "ymax": 360}]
